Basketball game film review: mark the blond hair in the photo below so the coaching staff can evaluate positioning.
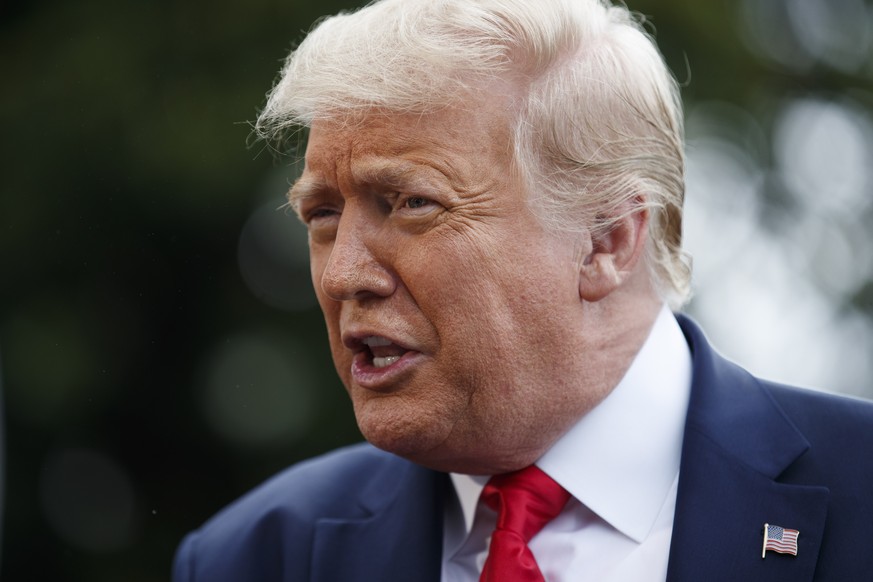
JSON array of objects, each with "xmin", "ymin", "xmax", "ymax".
[{"xmin": 257, "ymin": 0, "xmax": 691, "ymax": 308}]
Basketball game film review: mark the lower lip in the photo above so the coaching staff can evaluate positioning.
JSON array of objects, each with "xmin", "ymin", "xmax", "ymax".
[{"xmin": 351, "ymin": 350, "xmax": 424, "ymax": 391}]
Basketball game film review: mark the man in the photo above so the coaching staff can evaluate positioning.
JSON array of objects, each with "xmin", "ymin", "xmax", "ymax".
[{"xmin": 173, "ymin": 0, "xmax": 873, "ymax": 580}]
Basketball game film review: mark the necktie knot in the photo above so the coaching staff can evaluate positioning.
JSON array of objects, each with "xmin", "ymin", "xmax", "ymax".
[{"xmin": 480, "ymin": 465, "xmax": 571, "ymax": 582}]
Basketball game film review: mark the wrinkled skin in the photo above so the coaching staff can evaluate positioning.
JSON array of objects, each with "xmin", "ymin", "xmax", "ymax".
[{"xmin": 290, "ymin": 94, "xmax": 659, "ymax": 474}]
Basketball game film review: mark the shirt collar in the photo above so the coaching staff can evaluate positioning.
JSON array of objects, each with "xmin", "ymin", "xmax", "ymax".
[
  {"xmin": 450, "ymin": 306, "xmax": 692, "ymax": 542},
  {"xmin": 537, "ymin": 306, "xmax": 691, "ymax": 542}
]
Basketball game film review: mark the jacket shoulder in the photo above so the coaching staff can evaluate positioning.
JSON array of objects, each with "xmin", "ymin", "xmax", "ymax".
[
  {"xmin": 766, "ymin": 382, "xmax": 873, "ymax": 475},
  {"xmin": 767, "ymin": 381, "xmax": 873, "ymax": 428},
  {"xmin": 172, "ymin": 443, "xmax": 408, "ymax": 581}
]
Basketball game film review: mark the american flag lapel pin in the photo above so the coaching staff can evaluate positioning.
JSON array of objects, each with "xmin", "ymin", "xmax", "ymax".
[{"xmin": 762, "ymin": 523, "xmax": 799, "ymax": 558}]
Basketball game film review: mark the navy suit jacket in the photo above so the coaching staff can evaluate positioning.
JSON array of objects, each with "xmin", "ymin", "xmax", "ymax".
[{"xmin": 173, "ymin": 316, "xmax": 873, "ymax": 581}]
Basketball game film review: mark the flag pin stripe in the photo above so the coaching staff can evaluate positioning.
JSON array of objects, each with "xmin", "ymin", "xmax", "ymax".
[{"xmin": 762, "ymin": 523, "xmax": 799, "ymax": 558}]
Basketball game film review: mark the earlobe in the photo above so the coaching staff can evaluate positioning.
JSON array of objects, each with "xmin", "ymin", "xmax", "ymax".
[
  {"xmin": 578, "ymin": 253, "xmax": 621, "ymax": 301},
  {"xmin": 577, "ymin": 204, "xmax": 649, "ymax": 302}
]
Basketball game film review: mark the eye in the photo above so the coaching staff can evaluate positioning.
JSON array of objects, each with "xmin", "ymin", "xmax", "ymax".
[
  {"xmin": 393, "ymin": 193, "xmax": 440, "ymax": 220},
  {"xmin": 308, "ymin": 207, "xmax": 338, "ymax": 221},
  {"xmin": 300, "ymin": 201, "xmax": 340, "ymax": 224},
  {"xmin": 303, "ymin": 206, "xmax": 341, "ymax": 236},
  {"xmin": 404, "ymin": 196, "xmax": 429, "ymax": 210}
]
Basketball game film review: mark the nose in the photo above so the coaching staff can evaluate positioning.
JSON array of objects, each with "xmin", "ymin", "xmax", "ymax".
[{"xmin": 319, "ymin": 213, "xmax": 396, "ymax": 301}]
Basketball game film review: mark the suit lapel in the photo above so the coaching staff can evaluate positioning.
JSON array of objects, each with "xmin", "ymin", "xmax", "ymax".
[
  {"xmin": 667, "ymin": 316, "xmax": 829, "ymax": 582},
  {"xmin": 310, "ymin": 457, "xmax": 447, "ymax": 582}
]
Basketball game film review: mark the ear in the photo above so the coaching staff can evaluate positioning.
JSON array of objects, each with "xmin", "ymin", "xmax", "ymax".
[{"xmin": 578, "ymin": 202, "xmax": 649, "ymax": 302}]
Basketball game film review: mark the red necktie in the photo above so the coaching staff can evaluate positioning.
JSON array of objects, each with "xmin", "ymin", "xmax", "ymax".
[{"xmin": 479, "ymin": 465, "xmax": 571, "ymax": 582}]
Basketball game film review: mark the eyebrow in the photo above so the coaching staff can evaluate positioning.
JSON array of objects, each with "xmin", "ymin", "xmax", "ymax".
[
  {"xmin": 354, "ymin": 160, "xmax": 435, "ymax": 189},
  {"xmin": 359, "ymin": 160, "xmax": 458, "ymax": 203},
  {"xmin": 287, "ymin": 159, "xmax": 446, "ymax": 209},
  {"xmin": 286, "ymin": 177, "xmax": 327, "ymax": 212}
]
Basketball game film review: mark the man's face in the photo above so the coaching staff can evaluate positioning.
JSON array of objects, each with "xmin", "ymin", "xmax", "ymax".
[{"xmin": 293, "ymin": 97, "xmax": 596, "ymax": 473}]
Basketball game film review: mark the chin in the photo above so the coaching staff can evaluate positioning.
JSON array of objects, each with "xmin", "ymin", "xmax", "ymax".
[
  {"xmin": 357, "ymin": 413, "xmax": 521, "ymax": 474},
  {"xmin": 354, "ymin": 400, "xmax": 456, "ymax": 464}
]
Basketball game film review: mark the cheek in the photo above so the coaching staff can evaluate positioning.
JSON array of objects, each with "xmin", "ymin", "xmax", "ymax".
[
  {"xmin": 408, "ymin": 237, "xmax": 578, "ymax": 369},
  {"xmin": 309, "ymin": 247, "xmax": 326, "ymax": 297},
  {"xmin": 407, "ymin": 235, "xmax": 543, "ymax": 319},
  {"xmin": 309, "ymin": 254, "xmax": 346, "ymax": 368},
  {"xmin": 405, "ymin": 260, "xmax": 514, "ymax": 379}
]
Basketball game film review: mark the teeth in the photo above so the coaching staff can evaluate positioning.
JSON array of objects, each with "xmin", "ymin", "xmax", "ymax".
[
  {"xmin": 363, "ymin": 336, "xmax": 392, "ymax": 347},
  {"xmin": 372, "ymin": 355, "xmax": 401, "ymax": 369}
]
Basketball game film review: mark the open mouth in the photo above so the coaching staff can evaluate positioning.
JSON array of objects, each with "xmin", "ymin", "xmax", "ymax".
[{"xmin": 362, "ymin": 336, "xmax": 409, "ymax": 369}]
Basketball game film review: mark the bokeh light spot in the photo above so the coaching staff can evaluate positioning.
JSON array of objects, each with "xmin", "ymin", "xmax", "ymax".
[
  {"xmin": 788, "ymin": 0, "xmax": 872, "ymax": 74},
  {"xmin": 238, "ymin": 197, "xmax": 316, "ymax": 312},
  {"xmin": 39, "ymin": 448, "xmax": 139, "ymax": 553},
  {"xmin": 199, "ymin": 333, "xmax": 317, "ymax": 447},
  {"xmin": 774, "ymin": 97, "xmax": 873, "ymax": 217},
  {"xmin": 739, "ymin": 0, "xmax": 815, "ymax": 73},
  {"xmin": 685, "ymin": 99, "xmax": 873, "ymax": 395},
  {"xmin": 739, "ymin": 0, "xmax": 873, "ymax": 74}
]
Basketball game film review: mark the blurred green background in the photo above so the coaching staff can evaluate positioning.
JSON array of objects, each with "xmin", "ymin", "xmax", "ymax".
[{"xmin": 1, "ymin": 0, "xmax": 871, "ymax": 580}]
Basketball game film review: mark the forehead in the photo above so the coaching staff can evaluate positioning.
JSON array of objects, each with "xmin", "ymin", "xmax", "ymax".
[{"xmin": 295, "ymin": 97, "xmax": 515, "ymax": 193}]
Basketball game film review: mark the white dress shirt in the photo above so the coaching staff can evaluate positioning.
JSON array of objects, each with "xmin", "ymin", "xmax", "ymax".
[{"xmin": 441, "ymin": 307, "xmax": 692, "ymax": 582}]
